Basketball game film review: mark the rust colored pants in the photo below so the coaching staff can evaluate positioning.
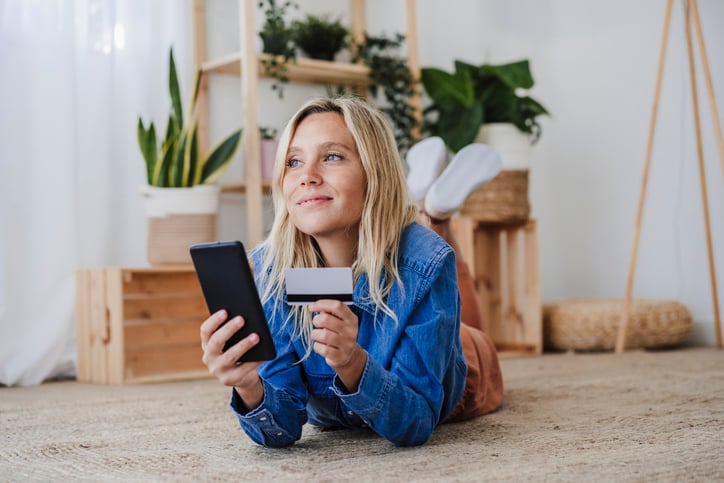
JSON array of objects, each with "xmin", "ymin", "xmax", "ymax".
[{"xmin": 444, "ymin": 262, "xmax": 504, "ymax": 423}]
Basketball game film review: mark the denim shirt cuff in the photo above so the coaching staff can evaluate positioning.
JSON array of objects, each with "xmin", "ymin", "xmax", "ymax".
[
  {"xmin": 332, "ymin": 354, "xmax": 389, "ymax": 417},
  {"xmin": 229, "ymin": 378, "xmax": 301, "ymax": 447},
  {"xmin": 230, "ymin": 381, "xmax": 268, "ymax": 418}
]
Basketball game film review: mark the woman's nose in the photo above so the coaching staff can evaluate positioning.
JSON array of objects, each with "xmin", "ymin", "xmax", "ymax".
[{"xmin": 299, "ymin": 162, "xmax": 321, "ymax": 185}]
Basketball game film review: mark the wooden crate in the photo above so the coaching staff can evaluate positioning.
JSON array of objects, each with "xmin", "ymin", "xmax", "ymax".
[
  {"xmin": 76, "ymin": 267, "xmax": 211, "ymax": 384},
  {"xmin": 451, "ymin": 217, "xmax": 542, "ymax": 356}
]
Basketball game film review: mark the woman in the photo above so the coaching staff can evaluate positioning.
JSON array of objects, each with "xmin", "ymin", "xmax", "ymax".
[{"xmin": 200, "ymin": 96, "xmax": 503, "ymax": 447}]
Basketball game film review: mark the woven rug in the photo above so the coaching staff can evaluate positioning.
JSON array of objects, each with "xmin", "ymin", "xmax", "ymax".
[{"xmin": 2, "ymin": 347, "xmax": 723, "ymax": 481}]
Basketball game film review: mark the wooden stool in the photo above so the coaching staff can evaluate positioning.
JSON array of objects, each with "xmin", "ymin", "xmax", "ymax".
[{"xmin": 451, "ymin": 217, "xmax": 542, "ymax": 356}]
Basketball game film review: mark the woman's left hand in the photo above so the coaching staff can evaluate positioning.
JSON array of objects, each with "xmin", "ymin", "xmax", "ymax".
[{"xmin": 308, "ymin": 300, "xmax": 367, "ymax": 392}]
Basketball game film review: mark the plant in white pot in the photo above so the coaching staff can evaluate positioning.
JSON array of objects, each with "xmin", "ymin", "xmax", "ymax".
[
  {"xmin": 137, "ymin": 47, "xmax": 241, "ymax": 265},
  {"xmin": 421, "ymin": 59, "xmax": 549, "ymax": 222}
]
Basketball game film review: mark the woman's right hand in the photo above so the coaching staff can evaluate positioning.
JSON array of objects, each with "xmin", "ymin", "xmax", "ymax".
[{"xmin": 200, "ymin": 309, "xmax": 264, "ymax": 409}]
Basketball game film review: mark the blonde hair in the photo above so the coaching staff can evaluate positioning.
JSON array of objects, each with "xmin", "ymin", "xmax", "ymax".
[{"xmin": 258, "ymin": 96, "xmax": 417, "ymax": 354}]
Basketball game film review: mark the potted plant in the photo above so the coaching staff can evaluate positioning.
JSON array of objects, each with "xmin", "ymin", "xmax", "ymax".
[
  {"xmin": 290, "ymin": 14, "xmax": 348, "ymax": 61},
  {"xmin": 258, "ymin": 0, "xmax": 297, "ymax": 98},
  {"xmin": 137, "ymin": 47, "xmax": 242, "ymax": 265},
  {"xmin": 421, "ymin": 59, "xmax": 549, "ymax": 222},
  {"xmin": 421, "ymin": 59, "xmax": 548, "ymax": 153}
]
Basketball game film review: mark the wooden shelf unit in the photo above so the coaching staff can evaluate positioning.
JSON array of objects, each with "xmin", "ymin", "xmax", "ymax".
[
  {"xmin": 201, "ymin": 53, "xmax": 371, "ymax": 85},
  {"xmin": 192, "ymin": 0, "xmax": 420, "ymax": 246}
]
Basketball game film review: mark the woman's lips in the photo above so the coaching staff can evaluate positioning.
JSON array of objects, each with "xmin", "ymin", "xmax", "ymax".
[{"xmin": 297, "ymin": 195, "xmax": 332, "ymax": 205}]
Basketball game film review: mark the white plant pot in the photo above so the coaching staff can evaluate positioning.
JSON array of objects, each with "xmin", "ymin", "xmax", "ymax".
[
  {"xmin": 475, "ymin": 123, "xmax": 532, "ymax": 170},
  {"xmin": 139, "ymin": 184, "xmax": 220, "ymax": 265}
]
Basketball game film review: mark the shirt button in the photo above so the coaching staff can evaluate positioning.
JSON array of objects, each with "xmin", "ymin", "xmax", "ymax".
[
  {"xmin": 277, "ymin": 432, "xmax": 283, "ymax": 436},
  {"xmin": 259, "ymin": 416, "xmax": 268, "ymax": 421}
]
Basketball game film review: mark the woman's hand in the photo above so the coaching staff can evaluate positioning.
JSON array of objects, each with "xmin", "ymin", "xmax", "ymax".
[
  {"xmin": 308, "ymin": 300, "xmax": 367, "ymax": 392},
  {"xmin": 200, "ymin": 309, "xmax": 264, "ymax": 409}
]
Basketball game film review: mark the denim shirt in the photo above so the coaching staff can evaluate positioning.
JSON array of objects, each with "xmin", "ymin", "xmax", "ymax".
[{"xmin": 229, "ymin": 222, "xmax": 467, "ymax": 447}]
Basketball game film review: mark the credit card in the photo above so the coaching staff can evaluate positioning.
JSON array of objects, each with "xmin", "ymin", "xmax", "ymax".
[{"xmin": 284, "ymin": 267, "xmax": 353, "ymax": 305}]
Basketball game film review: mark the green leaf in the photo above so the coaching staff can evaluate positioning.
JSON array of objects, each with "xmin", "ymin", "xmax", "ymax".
[
  {"xmin": 183, "ymin": 123, "xmax": 198, "ymax": 187},
  {"xmin": 429, "ymin": 103, "xmax": 482, "ymax": 153},
  {"xmin": 519, "ymin": 96, "xmax": 549, "ymax": 117},
  {"xmin": 163, "ymin": 114, "xmax": 179, "ymax": 149},
  {"xmin": 480, "ymin": 82, "xmax": 519, "ymax": 123},
  {"xmin": 420, "ymin": 67, "xmax": 474, "ymax": 108},
  {"xmin": 171, "ymin": 133, "xmax": 187, "ymax": 187},
  {"xmin": 168, "ymin": 48, "xmax": 183, "ymax": 129},
  {"xmin": 481, "ymin": 60, "xmax": 534, "ymax": 90},
  {"xmin": 137, "ymin": 119, "xmax": 157, "ymax": 184},
  {"xmin": 188, "ymin": 69, "xmax": 203, "ymax": 121},
  {"xmin": 199, "ymin": 129, "xmax": 242, "ymax": 184},
  {"xmin": 156, "ymin": 140, "xmax": 176, "ymax": 187}
]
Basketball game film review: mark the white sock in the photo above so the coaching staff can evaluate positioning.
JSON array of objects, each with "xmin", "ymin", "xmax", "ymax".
[
  {"xmin": 424, "ymin": 144, "xmax": 502, "ymax": 220},
  {"xmin": 405, "ymin": 136, "xmax": 447, "ymax": 203}
]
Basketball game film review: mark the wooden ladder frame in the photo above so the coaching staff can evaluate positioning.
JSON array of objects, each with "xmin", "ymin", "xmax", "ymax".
[{"xmin": 617, "ymin": 0, "xmax": 724, "ymax": 352}]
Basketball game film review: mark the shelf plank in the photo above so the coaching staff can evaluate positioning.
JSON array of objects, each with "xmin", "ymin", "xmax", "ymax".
[
  {"xmin": 201, "ymin": 53, "xmax": 370, "ymax": 86},
  {"xmin": 220, "ymin": 181, "xmax": 272, "ymax": 194}
]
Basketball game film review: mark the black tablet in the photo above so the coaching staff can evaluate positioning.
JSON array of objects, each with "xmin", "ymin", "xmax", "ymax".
[{"xmin": 190, "ymin": 241, "xmax": 276, "ymax": 363}]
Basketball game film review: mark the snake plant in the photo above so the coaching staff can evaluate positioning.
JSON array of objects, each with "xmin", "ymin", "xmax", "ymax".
[{"xmin": 137, "ymin": 48, "xmax": 241, "ymax": 187}]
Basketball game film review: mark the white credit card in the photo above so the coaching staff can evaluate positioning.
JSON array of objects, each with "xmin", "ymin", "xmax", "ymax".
[{"xmin": 284, "ymin": 267, "xmax": 354, "ymax": 305}]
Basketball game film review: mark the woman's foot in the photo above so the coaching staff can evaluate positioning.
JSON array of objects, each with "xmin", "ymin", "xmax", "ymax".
[
  {"xmin": 424, "ymin": 144, "xmax": 502, "ymax": 220},
  {"xmin": 405, "ymin": 136, "xmax": 448, "ymax": 204}
]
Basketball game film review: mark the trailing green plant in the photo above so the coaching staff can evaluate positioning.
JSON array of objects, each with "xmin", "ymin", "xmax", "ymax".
[
  {"xmin": 354, "ymin": 33, "xmax": 417, "ymax": 153},
  {"xmin": 258, "ymin": 0, "xmax": 297, "ymax": 98},
  {"xmin": 137, "ymin": 48, "xmax": 241, "ymax": 187},
  {"xmin": 421, "ymin": 59, "xmax": 549, "ymax": 152},
  {"xmin": 291, "ymin": 14, "xmax": 348, "ymax": 61}
]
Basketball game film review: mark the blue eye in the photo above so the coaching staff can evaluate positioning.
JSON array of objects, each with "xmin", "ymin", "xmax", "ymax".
[
  {"xmin": 325, "ymin": 153, "xmax": 342, "ymax": 162},
  {"xmin": 286, "ymin": 158, "xmax": 301, "ymax": 168}
]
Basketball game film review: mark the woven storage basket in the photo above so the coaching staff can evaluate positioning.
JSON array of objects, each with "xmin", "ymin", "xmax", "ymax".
[
  {"xmin": 543, "ymin": 298, "xmax": 692, "ymax": 351},
  {"xmin": 147, "ymin": 214, "xmax": 216, "ymax": 265},
  {"xmin": 459, "ymin": 169, "xmax": 529, "ymax": 223}
]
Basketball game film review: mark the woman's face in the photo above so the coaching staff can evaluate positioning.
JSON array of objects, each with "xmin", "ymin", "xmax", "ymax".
[{"xmin": 282, "ymin": 111, "xmax": 367, "ymax": 242}]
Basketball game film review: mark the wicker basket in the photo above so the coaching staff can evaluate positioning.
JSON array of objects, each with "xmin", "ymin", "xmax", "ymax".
[
  {"xmin": 543, "ymin": 298, "xmax": 692, "ymax": 351},
  {"xmin": 459, "ymin": 169, "xmax": 530, "ymax": 223},
  {"xmin": 147, "ymin": 214, "xmax": 216, "ymax": 265}
]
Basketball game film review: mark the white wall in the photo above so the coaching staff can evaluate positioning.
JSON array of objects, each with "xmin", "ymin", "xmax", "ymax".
[{"xmin": 203, "ymin": 0, "xmax": 724, "ymax": 346}]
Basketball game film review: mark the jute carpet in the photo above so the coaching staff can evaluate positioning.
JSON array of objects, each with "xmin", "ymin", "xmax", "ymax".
[{"xmin": 2, "ymin": 347, "xmax": 723, "ymax": 482}]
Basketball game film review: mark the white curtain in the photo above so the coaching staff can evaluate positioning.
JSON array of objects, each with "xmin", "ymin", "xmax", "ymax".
[{"xmin": 0, "ymin": 0, "xmax": 193, "ymax": 385}]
